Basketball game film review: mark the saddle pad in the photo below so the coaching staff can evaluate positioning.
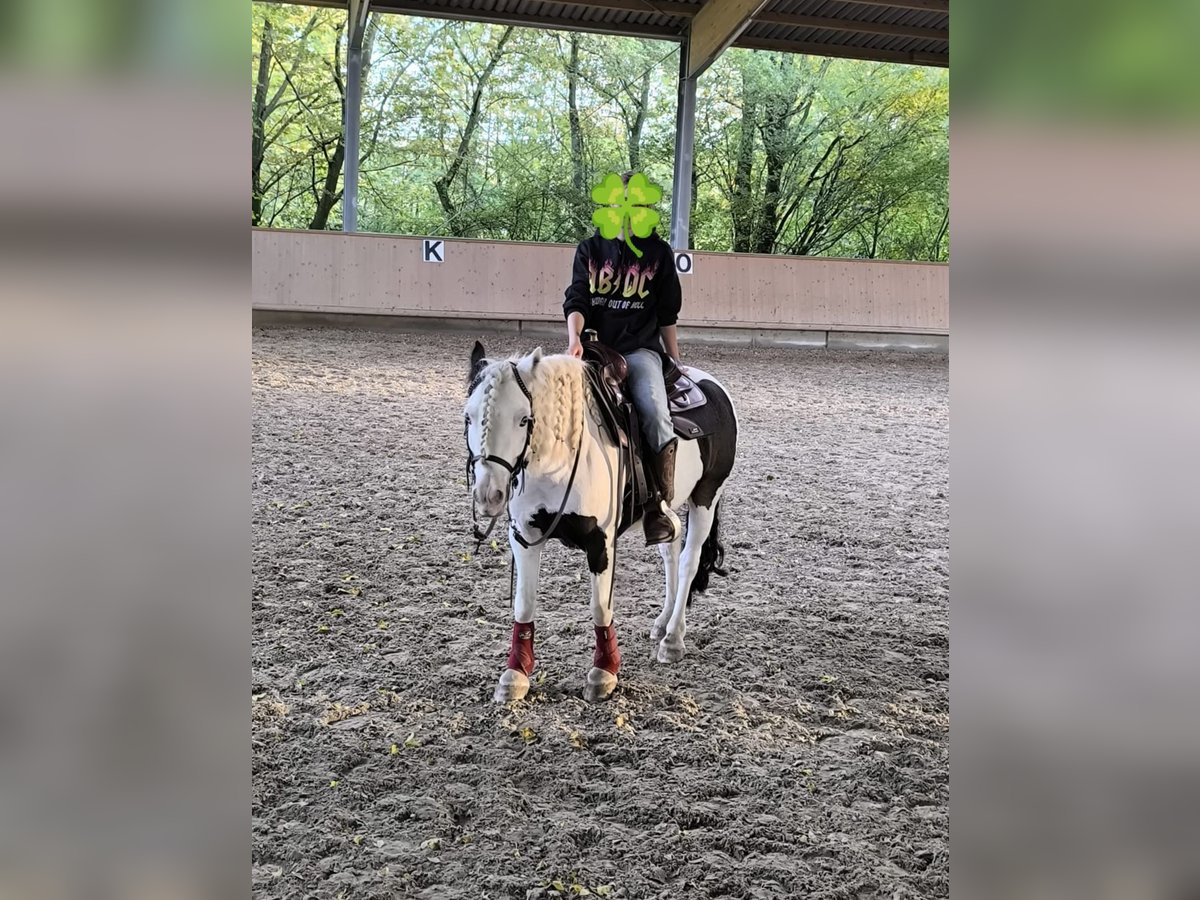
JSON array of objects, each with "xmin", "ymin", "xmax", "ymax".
[
  {"xmin": 667, "ymin": 367, "xmax": 708, "ymax": 414},
  {"xmin": 671, "ymin": 376, "xmax": 729, "ymax": 440}
]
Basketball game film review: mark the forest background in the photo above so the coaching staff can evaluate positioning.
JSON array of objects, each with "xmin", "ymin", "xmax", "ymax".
[{"xmin": 252, "ymin": 3, "xmax": 948, "ymax": 261}]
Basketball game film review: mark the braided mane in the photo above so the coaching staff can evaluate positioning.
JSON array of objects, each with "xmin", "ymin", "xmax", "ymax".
[
  {"xmin": 473, "ymin": 352, "xmax": 589, "ymax": 475},
  {"xmin": 526, "ymin": 354, "xmax": 587, "ymax": 471}
]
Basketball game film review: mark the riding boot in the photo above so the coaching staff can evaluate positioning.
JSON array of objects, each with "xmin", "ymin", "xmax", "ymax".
[
  {"xmin": 656, "ymin": 438, "xmax": 678, "ymax": 507},
  {"xmin": 642, "ymin": 438, "xmax": 681, "ymax": 546}
]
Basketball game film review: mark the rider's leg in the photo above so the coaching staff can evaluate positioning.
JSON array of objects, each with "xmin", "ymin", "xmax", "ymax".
[
  {"xmin": 625, "ymin": 348, "xmax": 674, "ymax": 453},
  {"xmin": 624, "ymin": 349, "xmax": 680, "ymax": 545}
]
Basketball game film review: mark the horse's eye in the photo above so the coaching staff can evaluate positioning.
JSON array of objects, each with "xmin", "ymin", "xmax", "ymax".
[{"xmin": 519, "ymin": 416, "xmax": 530, "ymax": 427}]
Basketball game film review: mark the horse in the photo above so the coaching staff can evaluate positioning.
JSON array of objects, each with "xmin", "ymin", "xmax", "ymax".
[{"xmin": 464, "ymin": 341, "xmax": 737, "ymax": 703}]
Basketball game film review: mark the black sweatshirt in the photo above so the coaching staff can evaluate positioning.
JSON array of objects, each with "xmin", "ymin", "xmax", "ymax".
[{"xmin": 562, "ymin": 230, "xmax": 682, "ymax": 354}]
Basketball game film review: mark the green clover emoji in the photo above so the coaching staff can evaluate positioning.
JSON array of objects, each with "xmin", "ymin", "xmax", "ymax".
[{"xmin": 591, "ymin": 172, "xmax": 663, "ymax": 258}]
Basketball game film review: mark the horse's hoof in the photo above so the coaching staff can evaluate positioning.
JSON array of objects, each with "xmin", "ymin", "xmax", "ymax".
[
  {"xmin": 650, "ymin": 620, "xmax": 667, "ymax": 642},
  {"xmin": 583, "ymin": 667, "xmax": 618, "ymax": 703},
  {"xmin": 656, "ymin": 640, "xmax": 686, "ymax": 664},
  {"xmin": 493, "ymin": 668, "xmax": 530, "ymax": 703}
]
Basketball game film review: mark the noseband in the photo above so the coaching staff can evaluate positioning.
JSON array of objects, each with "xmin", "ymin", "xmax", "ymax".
[{"xmin": 465, "ymin": 360, "xmax": 584, "ymax": 551}]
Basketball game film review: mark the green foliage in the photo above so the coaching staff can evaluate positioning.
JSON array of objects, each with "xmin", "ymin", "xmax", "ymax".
[
  {"xmin": 956, "ymin": 0, "xmax": 1199, "ymax": 121},
  {"xmin": 250, "ymin": 2, "xmax": 948, "ymax": 260},
  {"xmin": 694, "ymin": 50, "xmax": 948, "ymax": 259}
]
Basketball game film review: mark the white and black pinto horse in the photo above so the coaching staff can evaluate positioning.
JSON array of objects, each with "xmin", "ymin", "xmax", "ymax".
[{"xmin": 464, "ymin": 342, "xmax": 737, "ymax": 702}]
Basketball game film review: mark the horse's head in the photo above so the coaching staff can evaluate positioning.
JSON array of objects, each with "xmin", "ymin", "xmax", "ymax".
[{"xmin": 464, "ymin": 341, "xmax": 543, "ymax": 518}]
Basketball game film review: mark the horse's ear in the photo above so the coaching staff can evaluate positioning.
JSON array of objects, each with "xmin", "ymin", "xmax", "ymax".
[
  {"xmin": 468, "ymin": 341, "xmax": 486, "ymax": 390},
  {"xmin": 528, "ymin": 347, "xmax": 543, "ymax": 368}
]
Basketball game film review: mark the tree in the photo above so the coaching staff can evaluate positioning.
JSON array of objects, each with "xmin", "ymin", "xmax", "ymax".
[
  {"xmin": 433, "ymin": 25, "xmax": 514, "ymax": 236},
  {"xmin": 564, "ymin": 33, "xmax": 588, "ymax": 238},
  {"xmin": 250, "ymin": 3, "xmax": 948, "ymax": 261},
  {"xmin": 695, "ymin": 50, "xmax": 948, "ymax": 259},
  {"xmin": 252, "ymin": 5, "xmax": 347, "ymax": 228},
  {"xmin": 251, "ymin": 11, "xmax": 320, "ymax": 225},
  {"xmin": 307, "ymin": 15, "xmax": 383, "ymax": 230}
]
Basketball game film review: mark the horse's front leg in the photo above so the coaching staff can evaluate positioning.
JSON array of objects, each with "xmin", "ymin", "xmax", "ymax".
[
  {"xmin": 493, "ymin": 535, "xmax": 543, "ymax": 703},
  {"xmin": 584, "ymin": 528, "xmax": 621, "ymax": 703}
]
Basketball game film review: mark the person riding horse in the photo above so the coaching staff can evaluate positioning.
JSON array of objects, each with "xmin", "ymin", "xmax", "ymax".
[{"xmin": 563, "ymin": 172, "xmax": 682, "ymax": 547}]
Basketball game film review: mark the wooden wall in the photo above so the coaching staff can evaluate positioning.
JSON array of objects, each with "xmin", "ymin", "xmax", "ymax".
[{"xmin": 252, "ymin": 229, "xmax": 949, "ymax": 335}]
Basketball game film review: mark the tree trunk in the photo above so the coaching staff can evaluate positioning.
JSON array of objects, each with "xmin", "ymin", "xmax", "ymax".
[
  {"xmin": 928, "ymin": 207, "xmax": 949, "ymax": 260},
  {"xmin": 566, "ymin": 33, "xmax": 588, "ymax": 237},
  {"xmin": 751, "ymin": 56, "xmax": 794, "ymax": 254},
  {"xmin": 627, "ymin": 67, "xmax": 650, "ymax": 172},
  {"xmin": 730, "ymin": 65, "xmax": 757, "ymax": 252},
  {"xmin": 791, "ymin": 140, "xmax": 851, "ymax": 255},
  {"xmin": 753, "ymin": 104, "xmax": 786, "ymax": 253},
  {"xmin": 434, "ymin": 26, "xmax": 514, "ymax": 236},
  {"xmin": 747, "ymin": 56, "xmax": 831, "ymax": 254},
  {"xmin": 867, "ymin": 212, "xmax": 883, "ymax": 259},
  {"xmin": 308, "ymin": 138, "xmax": 345, "ymax": 230},
  {"xmin": 252, "ymin": 13, "xmax": 319, "ymax": 227},
  {"xmin": 252, "ymin": 19, "xmax": 274, "ymax": 226},
  {"xmin": 308, "ymin": 17, "xmax": 378, "ymax": 231}
]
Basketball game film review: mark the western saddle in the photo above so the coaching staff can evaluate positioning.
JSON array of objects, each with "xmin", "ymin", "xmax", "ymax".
[{"xmin": 579, "ymin": 330, "xmax": 710, "ymax": 534}]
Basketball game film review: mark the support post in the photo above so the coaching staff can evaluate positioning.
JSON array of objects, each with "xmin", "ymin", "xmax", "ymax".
[
  {"xmin": 344, "ymin": 48, "xmax": 361, "ymax": 232},
  {"xmin": 343, "ymin": 0, "xmax": 370, "ymax": 233},
  {"xmin": 670, "ymin": 40, "xmax": 697, "ymax": 251}
]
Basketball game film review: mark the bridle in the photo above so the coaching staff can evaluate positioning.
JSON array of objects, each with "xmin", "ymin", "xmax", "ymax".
[
  {"xmin": 465, "ymin": 361, "xmax": 583, "ymax": 552},
  {"xmin": 466, "ymin": 361, "xmax": 535, "ymax": 546}
]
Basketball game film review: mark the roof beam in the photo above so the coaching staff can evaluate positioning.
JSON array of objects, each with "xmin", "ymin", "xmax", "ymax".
[
  {"xmin": 837, "ymin": 0, "xmax": 948, "ymax": 12},
  {"xmin": 259, "ymin": 0, "xmax": 693, "ymax": 32},
  {"xmin": 500, "ymin": 0, "xmax": 700, "ymax": 17},
  {"xmin": 519, "ymin": 0, "xmax": 948, "ymax": 43},
  {"xmin": 754, "ymin": 11, "xmax": 946, "ymax": 41},
  {"xmin": 459, "ymin": 0, "xmax": 947, "ymax": 32},
  {"xmin": 687, "ymin": 0, "xmax": 772, "ymax": 78},
  {"xmin": 260, "ymin": 0, "xmax": 950, "ymax": 66},
  {"xmin": 735, "ymin": 35, "xmax": 947, "ymax": 66},
  {"xmin": 362, "ymin": 0, "xmax": 685, "ymax": 39}
]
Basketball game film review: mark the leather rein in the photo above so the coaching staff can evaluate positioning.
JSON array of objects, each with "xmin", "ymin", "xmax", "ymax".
[{"xmin": 465, "ymin": 361, "xmax": 584, "ymax": 552}]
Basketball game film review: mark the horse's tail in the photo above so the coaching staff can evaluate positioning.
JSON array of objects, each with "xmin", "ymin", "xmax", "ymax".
[{"xmin": 687, "ymin": 501, "xmax": 728, "ymax": 606}]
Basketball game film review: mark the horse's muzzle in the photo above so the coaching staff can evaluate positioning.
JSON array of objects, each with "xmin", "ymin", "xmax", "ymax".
[{"xmin": 473, "ymin": 480, "xmax": 506, "ymax": 518}]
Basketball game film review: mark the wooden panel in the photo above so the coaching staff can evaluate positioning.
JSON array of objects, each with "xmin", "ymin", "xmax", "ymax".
[
  {"xmin": 687, "ymin": 0, "xmax": 771, "ymax": 78},
  {"xmin": 253, "ymin": 229, "xmax": 949, "ymax": 334}
]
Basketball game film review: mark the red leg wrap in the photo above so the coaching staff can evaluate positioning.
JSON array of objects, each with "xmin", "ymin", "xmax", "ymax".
[
  {"xmin": 593, "ymin": 623, "xmax": 621, "ymax": 675},
  {"xmin": 507, "ymin": 621, "xmax": 535, "ymax": 675}
]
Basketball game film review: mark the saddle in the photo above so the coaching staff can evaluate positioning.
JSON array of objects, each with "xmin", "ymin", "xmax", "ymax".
[
  {"xmin": 582, "ymin": 335, "xmax": 710, "ymax": 435},
  {"xmin": 580, "ymin": 333, "xmax": 713, "ymax": 534}
]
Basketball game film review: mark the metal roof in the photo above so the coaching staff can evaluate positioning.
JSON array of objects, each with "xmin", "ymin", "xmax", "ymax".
[{"xmin": 281, "ymin": 0, "xmax": 948, "ymax": 67}]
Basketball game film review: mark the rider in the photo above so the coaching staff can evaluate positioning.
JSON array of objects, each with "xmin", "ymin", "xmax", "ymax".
[{"xmin": 563, "ymin": 171, "xmax": 683, "ymax": 546}]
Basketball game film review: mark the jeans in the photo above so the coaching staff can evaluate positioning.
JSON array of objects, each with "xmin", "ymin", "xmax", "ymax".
[{"xmin": 625, "ymin": 348, "xmax": 673, "ymax": 453}]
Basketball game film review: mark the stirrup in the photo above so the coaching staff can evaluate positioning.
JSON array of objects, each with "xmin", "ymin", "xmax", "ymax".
[{"xmin": 643, "ymin": 501, "xmax": 681, "ymax": 546}]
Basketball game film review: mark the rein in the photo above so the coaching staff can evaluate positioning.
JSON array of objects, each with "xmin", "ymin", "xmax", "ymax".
[
  {"xmin": 510, "ymin": 433, "xmax": 583, "ymax": 550},
  {"xmin": 465, "ymin": 361, "xmax": 584, "ymax": 553}
]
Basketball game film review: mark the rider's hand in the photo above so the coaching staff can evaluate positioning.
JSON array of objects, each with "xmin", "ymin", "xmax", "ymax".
[{"xmin": 567, "ymin": 339, "xmax": 584, "ymax": 358}]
